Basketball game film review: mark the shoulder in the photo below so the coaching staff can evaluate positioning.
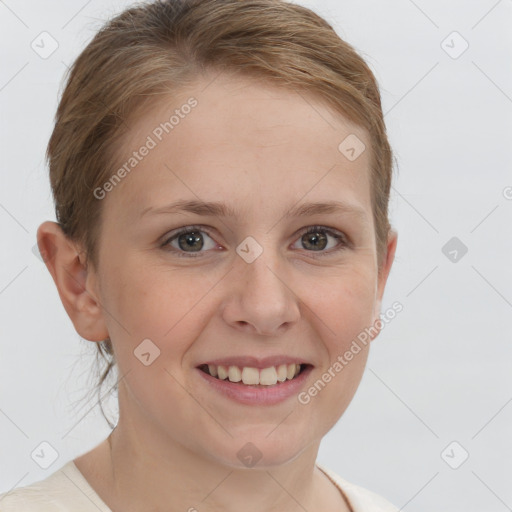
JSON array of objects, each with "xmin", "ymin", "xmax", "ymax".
[
  {"xmin": 0, "ymin": 461, "xmax": 111, "ymax": 512},
  {"xmin": 316, "ymin": 463, "xmax": 400, "ymax": 512}
]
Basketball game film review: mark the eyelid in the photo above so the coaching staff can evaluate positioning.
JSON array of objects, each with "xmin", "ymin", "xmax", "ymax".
[
  {"xmin": 160, "ymin": 224, "xmax": 219, "ymax": 257},
  {"xmin": 295, "ymin": 225, "xmax": 350, "ymax": 254},
  {"xmin": 160, "ymin": 224, "xmax": 350, "ymax": 257}
]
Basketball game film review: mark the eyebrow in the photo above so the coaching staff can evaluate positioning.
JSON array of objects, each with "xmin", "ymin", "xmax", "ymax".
[{"xmin": 139, "ymin": 199, "xmax": 369, "ymax": 223}]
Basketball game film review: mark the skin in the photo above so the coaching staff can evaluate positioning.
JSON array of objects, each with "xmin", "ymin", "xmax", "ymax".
[{"xmin": 38, "ymin": 71, "xmax": 397, "ymax": 512}]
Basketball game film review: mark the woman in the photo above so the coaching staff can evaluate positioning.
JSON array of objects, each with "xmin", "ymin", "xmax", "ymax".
[{"xmin": 0, "ymin": 0, "xmax": 398, "ymax": 510}]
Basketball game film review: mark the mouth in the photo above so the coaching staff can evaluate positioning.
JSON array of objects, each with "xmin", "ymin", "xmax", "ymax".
[{"xmin": 197, "ymin": 363, "xmax": 312, "ymax": 387}]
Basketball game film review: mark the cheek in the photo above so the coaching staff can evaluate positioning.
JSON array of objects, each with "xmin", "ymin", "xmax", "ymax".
[
  {"xmin": 297, "ymin": 273, "xmax": 374, "ymax": 427},
  {"xmin": 99, "ymin": 261, "xmax": 220, "ymax": 360},
  {"xmin": 304, "ymin": 264, "xmax": 377, "ymax": 346}
]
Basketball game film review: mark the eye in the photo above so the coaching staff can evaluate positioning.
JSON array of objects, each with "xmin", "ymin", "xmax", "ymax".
[
  {"xmin": 161, "ymin": 225, "xmax": 218, "ymax": 257},
  {"xmin": 291, "ymin": 226, "xmax": 348, "ymax": 255}
]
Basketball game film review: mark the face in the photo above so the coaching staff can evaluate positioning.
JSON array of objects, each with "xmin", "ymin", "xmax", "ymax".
[{"xmin": 87, "ymin": 72, "xmax": 395, "ymax": 468}]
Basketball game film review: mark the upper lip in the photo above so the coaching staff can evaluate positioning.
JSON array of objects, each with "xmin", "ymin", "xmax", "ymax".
[{"xmin": 197, "ymin": 356, "xmax": 312, "ymax": 370}]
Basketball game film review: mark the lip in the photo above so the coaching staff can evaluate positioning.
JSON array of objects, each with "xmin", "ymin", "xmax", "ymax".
[
  {"xmin": 198, "ymin": 355, "xmax": 311, "ymax": 369},
  {"xmin": 195, "ymin": 364, "xmax": 314, "ymax": 406}
]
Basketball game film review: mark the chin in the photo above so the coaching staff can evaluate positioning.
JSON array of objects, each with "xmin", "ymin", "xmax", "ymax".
[{"xmin": 203, "ymin": 424, "xmax": 314, "ymax": 470}]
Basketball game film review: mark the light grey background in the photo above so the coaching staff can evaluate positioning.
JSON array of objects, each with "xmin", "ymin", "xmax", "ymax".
[{"xmin": 1, "ymin": 1, "xmax": 511, "ymax": 510}]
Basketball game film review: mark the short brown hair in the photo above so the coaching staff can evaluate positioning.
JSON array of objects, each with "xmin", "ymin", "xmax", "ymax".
[{"xmin": 47, "ymin": 0, "xmax": 394, "ymax": 425}]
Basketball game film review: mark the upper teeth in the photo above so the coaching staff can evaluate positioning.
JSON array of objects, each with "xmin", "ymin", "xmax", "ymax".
[{"xmin": 207, "ymin": 363, "xmax": 301, "ymax": 386}]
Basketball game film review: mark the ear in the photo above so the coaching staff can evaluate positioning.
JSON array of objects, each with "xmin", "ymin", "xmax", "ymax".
[
  {"xmin": 370, "ymin": 228, "xmax": 398, "ymax": 340},
  {"xmin": 36, "ymin": 221, "xmax": 109, "ymax": 342}
]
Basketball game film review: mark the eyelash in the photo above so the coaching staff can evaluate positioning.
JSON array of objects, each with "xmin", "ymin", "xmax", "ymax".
[{"xmin": 160, "ymin": 224, "xmax": 349, "ymax": 258}]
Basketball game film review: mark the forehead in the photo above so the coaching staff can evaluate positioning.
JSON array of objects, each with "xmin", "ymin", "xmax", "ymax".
[{"xmin": 104, "ymin": 72, "xmax": 373, "ymax": 221}]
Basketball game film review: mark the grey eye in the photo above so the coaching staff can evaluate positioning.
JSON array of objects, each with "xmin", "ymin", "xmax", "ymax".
[
  {"xmin": 291, "ymin": 228, "xmax": 344, "ymax": 252},
  {"xmin": 166, "ymin": 229, "xmax": 216, "ymax": 253}
]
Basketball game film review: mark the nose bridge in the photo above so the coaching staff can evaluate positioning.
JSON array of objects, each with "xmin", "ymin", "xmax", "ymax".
[{"xmin": 243, "ymin": 249, "xmax": 287, "ymax": 298}]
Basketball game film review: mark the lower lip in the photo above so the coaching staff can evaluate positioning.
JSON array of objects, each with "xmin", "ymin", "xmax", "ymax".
[{"xmin": 195, "ymin": 366, "xmax": 313, "ymax": 405}]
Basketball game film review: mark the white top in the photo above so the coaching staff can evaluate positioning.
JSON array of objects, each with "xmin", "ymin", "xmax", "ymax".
[{"xmin": 0, "ymin": 461, "xmax": 399, "ymax": 511}]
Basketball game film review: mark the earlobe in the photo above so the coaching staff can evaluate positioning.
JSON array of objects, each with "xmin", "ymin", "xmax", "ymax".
[{"xmin": 36, "ymin": 221, "xmax": 109, "ymax": 342}]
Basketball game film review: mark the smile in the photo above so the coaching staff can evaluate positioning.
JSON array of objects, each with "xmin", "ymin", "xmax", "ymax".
[{"xmin": 198, "ymin": 363, "xmax": 307, "ymax": 386}]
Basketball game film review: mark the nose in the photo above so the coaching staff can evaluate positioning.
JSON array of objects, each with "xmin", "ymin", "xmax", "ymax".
[{"xmin": 221, "ymin": 251, "xmax": 301, "ymax": 336}]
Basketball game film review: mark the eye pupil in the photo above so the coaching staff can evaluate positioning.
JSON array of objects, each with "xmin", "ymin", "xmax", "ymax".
[
  {"xmin": 302, "ymin": 231, "xmax": 327, "ymax": 251},
  {"xmin": 179, "ymin": 231, "xmax": 204, "ymax": 251}
]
